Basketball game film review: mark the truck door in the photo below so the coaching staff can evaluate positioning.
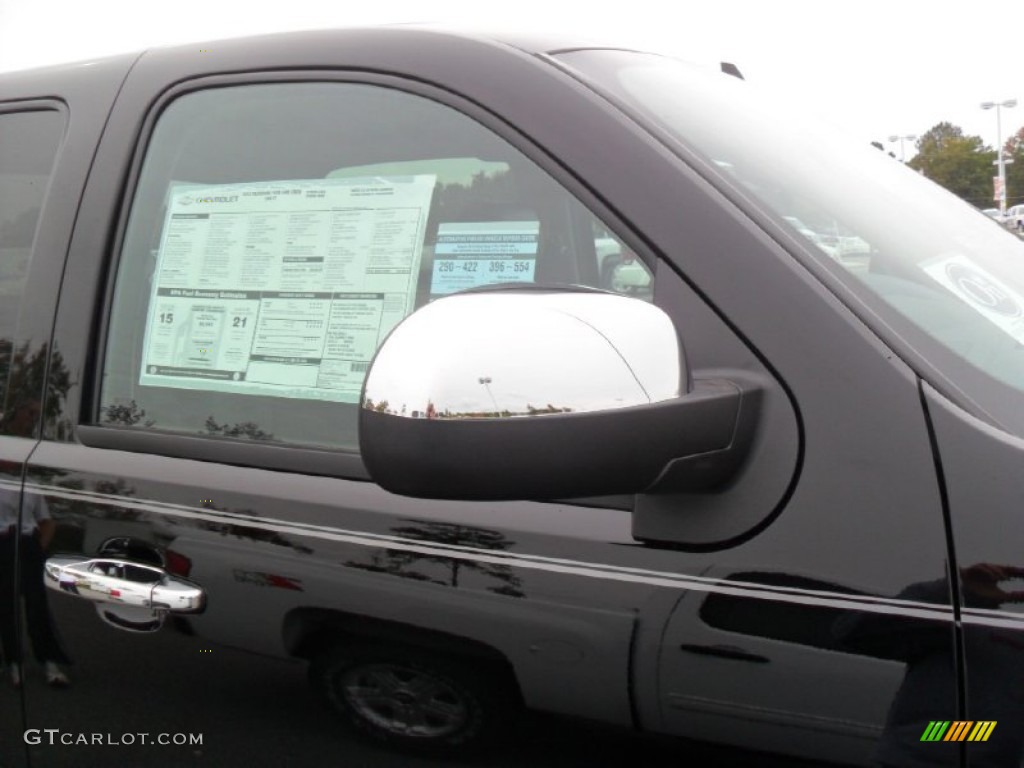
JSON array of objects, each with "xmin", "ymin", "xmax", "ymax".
[{"xmin": 18, "ymin": 36, "xmax": 679, "ymax": 767}]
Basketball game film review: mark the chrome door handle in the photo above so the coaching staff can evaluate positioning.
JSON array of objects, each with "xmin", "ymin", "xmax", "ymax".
[{"xmin": 44, "ymin": 555, "xmax": 205, "ymax": 614}]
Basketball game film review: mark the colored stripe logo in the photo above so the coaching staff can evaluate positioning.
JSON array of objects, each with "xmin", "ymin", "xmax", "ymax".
[{"xmin": 920, "ymin": 721, "xmax": 996, "ymax": 742}]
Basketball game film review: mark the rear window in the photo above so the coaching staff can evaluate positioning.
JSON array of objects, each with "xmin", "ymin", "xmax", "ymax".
[{"xmin": 0, "ymin": 108, "xmax": 64, "ymax": 423}]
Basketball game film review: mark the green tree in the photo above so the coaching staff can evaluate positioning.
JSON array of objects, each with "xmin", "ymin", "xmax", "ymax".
[
  {"xmin": 908, "ymin": 122, "xmax": 996, "ymax": 207},
  {"xmin": 1003, "ymin": 125, "xmax": 1024, "ymax": 208}
]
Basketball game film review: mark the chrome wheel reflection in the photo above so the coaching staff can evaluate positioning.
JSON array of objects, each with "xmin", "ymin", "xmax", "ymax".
[{"xmin": 341, "ymin": 662, "xmax": 469, "ymax": 739}]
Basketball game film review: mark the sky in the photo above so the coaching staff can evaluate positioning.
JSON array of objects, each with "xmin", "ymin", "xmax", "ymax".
[{"xmin": 0, "ymin": 0, "xmax": 1020, "ymax": 162}]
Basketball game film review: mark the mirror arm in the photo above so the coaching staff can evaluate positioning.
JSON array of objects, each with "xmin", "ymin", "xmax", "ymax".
[{"xmin": 644, "ymin": 380, "xmax": 762, "ymax": 494}]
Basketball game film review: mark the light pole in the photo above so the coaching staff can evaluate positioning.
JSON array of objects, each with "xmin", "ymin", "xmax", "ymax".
[
  {"xmin": 981, "ymin": 99, "xmax": 1017, "ymax": 216},
  {"xmin": 478, "ymin": 376, "xmax": 499, "ymax": 413},
  {"xmin": 888, "ymin": 134, "xmax": 917, "ymax": 163}
]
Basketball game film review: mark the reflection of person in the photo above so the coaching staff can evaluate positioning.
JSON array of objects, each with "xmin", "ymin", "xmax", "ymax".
[
  {"xmin": 0, "ymin": 485, "xmax": 71, "ymax": 687},
  {"xmin": 835, "ymin": 564, "xmax": 1024, "ymax": 767}
]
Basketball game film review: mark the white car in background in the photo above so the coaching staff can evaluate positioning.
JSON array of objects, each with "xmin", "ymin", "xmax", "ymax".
[{"xmin": 1006, "ymin": 204, "xmax": 1024, "ymax": 232}]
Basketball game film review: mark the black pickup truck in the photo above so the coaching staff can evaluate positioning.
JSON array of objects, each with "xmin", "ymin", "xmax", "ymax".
[{"xmin": 1, "ymin": 25, "xmax": 1023, "ymax": 768}]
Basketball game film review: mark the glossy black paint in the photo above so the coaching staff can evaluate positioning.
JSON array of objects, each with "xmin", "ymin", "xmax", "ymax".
[{"xmin": 0, "ymin": 26, "xmax": 994, "ymax": 767}]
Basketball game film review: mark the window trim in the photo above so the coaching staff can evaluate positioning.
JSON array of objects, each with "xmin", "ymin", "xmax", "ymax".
[
  {"xmin": 77, "ymin": 424, "xmax": 370, "ymax": 479},
  {"xmin": 82, "ymin": 70, "xmax": 660, "ymax": 478}
]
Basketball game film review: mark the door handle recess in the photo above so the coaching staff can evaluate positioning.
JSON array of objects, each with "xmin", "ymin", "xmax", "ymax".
[{"xmin": 44, "ymin": 555, "xmax": 205, "ymax": 614}]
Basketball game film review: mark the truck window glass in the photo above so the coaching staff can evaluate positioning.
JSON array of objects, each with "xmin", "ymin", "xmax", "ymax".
[
  {"xmin": 0, "ymin": 109, "xmax": 64, "ymax": 419},
  {"xmin": 100, "ymin": 83, "xmax": 653, "ymax": 452}
]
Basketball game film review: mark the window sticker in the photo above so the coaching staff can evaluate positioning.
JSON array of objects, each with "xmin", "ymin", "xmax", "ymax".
[
  {"xmin": 139, "ymin": 176, "xmax": 435, "ymax": 403},
  {"xmin": 923, "ymin": 254, "xmax": 1024, "ymax": 344},
  {"xmin": 430, "ymin": 221, "xmax": 539, "ymax": 297}
]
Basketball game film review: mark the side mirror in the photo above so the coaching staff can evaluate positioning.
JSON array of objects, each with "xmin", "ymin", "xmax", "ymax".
[{"xmin": 359, "ymin": 288, "xmax": 759, "ymax": 500}]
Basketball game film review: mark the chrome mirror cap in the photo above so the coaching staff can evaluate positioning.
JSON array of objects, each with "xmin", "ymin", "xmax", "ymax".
[{"xmin": 361, "ymin": 288, "xmax": 684, "ymax": 421}]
